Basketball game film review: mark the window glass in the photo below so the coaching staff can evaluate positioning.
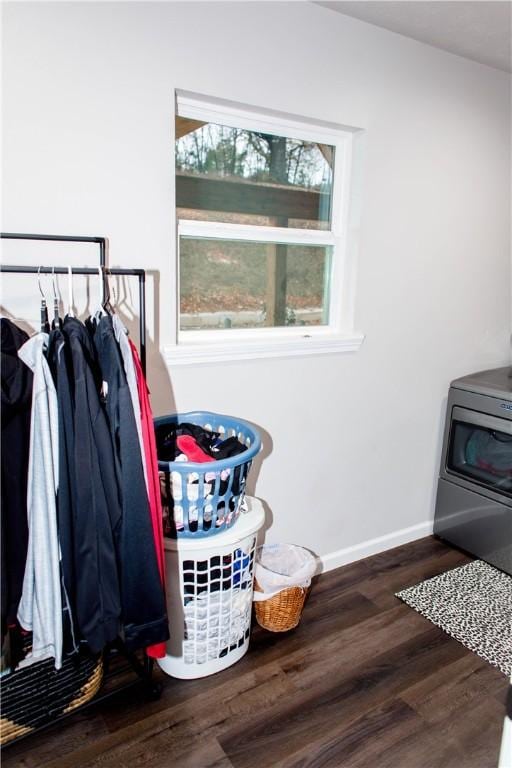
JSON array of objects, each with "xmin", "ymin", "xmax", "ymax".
[
  {"xmin": 176, "ymin": 117, "xmax": 334, "ymax": 231},
  {"xmin": 179, "ymin": 237, "xmax": 332, "ymax": 331}
]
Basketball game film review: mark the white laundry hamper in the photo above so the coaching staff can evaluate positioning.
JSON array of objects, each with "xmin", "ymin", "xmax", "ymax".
[{"xmin": 158, "ymin": 496, "xmax": 265, "ymax": 679}]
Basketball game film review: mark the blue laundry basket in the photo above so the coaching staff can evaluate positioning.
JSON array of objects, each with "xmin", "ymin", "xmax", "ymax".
[{"xmin": 154, "ymin": 411, "xmax": 261, "ymax": 539}]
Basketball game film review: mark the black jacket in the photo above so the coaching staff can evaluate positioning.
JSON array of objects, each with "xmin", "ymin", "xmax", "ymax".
[
  {"xmin": 93, "ymin": 316, "xmax": 169, "ymax": 652},
  {"xmin": 47, "ymin": 327, "xmax": 80, "ymax": 652},
  {"xmin": 1, "ymin": 319, "xmax": 32, "ymax": 638},
  {"xmin": 61, "ymin": 317, "xmax": 122, "ymax": 653}
]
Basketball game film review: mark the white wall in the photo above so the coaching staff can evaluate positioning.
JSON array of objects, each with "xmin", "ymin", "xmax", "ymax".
[{"xmin": 2, "ymin": 2, "xmax": 510, "ymax": 565}]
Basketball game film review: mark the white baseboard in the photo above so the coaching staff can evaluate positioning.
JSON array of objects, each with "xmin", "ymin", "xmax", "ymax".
[{"xmin": 316, "ymin": 520, "xmax": 434, "ymax": 574}]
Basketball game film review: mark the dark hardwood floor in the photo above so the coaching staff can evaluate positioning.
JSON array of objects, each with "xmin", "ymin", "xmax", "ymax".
[{"xmin": 3, "ymin": 537, "xmax": 508, "ymax": 768}]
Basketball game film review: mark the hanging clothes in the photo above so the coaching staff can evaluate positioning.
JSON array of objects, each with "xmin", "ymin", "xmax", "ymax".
[
  {"xmin": 112, "ymin": 314, "xmax": 148, "ymax": 491},
  {"xmin": 61, "ymin": 316, "xmax": 122, "ymax": 653},
  {"xmin": 46, "ymin": 327, "xmax": 79, "ymax": 654},
  {"xmin": 129, "ymin": 338, "xmax": 166, "ymax": 659},
  {"xmin": 92, "ymin": 315, "xmax": 169, "ymax": 652},
  {"xmin": 1, "ymin": 319, "xmax": 32, "ymax": 645},
  {"xmin": 17, "ymin": 333, "xmax": 62, "ymax": 670}
]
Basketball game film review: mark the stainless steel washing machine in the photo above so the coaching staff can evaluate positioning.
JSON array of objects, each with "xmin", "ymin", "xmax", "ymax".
[{"xmin": 434, "ymin": 366, "xmax": 512, "ymax": 575}]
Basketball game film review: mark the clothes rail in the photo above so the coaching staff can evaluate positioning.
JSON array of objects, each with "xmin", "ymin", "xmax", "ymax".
[
  {"xmin": 0, "ymin": 234, "xmax": 159, "ymax": 747},
  {"xmin": 0, "ymin": 233, "xmax": 146, "ymax": 372},
  {"xmin": 1, "ymin": 232, "xmax": 106, "ymax": 265}
]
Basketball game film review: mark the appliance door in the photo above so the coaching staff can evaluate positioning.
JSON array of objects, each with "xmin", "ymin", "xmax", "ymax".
[
  {"xmin": 434, "ymin": 479, "xmax": 512, "ymax": 575},
  {"xmin": 445, "ymin": 407, "xmax": 512, "ymax": 502}
]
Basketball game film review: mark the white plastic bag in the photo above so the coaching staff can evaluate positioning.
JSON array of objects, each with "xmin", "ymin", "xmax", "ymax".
[{"xmin": 253, "ymin": 544, "xmax": 317, "ymax": 601}]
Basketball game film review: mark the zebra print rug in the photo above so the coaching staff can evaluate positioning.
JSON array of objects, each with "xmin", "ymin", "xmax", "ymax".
[{"xmin": 396, "ymin": 560, "xmax": 512, "ymax": 676}]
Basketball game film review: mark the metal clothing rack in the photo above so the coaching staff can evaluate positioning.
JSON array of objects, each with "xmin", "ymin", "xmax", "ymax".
[
  {"xmin": 0, "ymin": 232, "xmax": 146, "ymax": 373},
  {"xmin": 0, "ymin": 232, "xmax": 161, "ymax": 746}
]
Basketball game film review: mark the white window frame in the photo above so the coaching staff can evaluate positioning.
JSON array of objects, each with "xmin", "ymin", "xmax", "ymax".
[{"xmin": 165, "ymin": 90, "xmax": 364, "ymax": 366}]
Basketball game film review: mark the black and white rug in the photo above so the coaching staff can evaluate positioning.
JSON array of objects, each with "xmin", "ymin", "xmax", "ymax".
[{"xmin": 396, "ymin": 560, "xmax": 512, "ymax": 676}]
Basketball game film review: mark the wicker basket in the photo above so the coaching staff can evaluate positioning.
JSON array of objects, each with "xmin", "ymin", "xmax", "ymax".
[
  {"xmin": 0, "ymin": 646, "xmax": 103, "ymax": 746},
  {"xmin": 253, "ymin": 579, "xmax": 309, "ymax": 632}
]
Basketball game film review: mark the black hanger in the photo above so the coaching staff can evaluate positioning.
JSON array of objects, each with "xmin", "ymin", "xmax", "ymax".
[
  {"xmin": 95, "ymin": 265, "xmax": 115, "ymax": 317},
  {"xmin": 38, "ymin": 267, "xmax": 50, "ymax": 333},
  {"xmin": 51, "ymin": 267, "xmax": 61, "ymax": 329},
  {"xmin": 102, "ymin": 266, "xmax": 115, "ymax": 315}
]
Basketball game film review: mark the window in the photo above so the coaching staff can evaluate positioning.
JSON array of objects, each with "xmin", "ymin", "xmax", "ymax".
[{"xmin": 170, "ymin": 91, "xmax": 364, "ymax": 364}]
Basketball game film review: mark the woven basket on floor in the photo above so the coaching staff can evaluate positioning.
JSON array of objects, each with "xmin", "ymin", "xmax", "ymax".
[
  {"xmin": 0, "ymin": 646, "xmax": 103, "ymax": 746},
  {"xmin": 253, "ymin": 579, "xmax": 309, "ymax": 632}
]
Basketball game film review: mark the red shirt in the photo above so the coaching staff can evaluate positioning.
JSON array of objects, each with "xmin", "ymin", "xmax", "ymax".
[{"xmin": 129, "ymin": 340, "xmax": 167, "ymax": 659}]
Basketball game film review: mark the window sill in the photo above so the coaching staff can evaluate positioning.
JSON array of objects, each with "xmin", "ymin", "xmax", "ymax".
[{"xmin": 163, "ymin": 332, "xmax": 365, "ymax": 366}]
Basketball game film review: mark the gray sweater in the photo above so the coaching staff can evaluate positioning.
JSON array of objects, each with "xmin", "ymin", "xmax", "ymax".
[{"xmin": 17, "ymin": 333, "xmax": 62, "ymax": 669}]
